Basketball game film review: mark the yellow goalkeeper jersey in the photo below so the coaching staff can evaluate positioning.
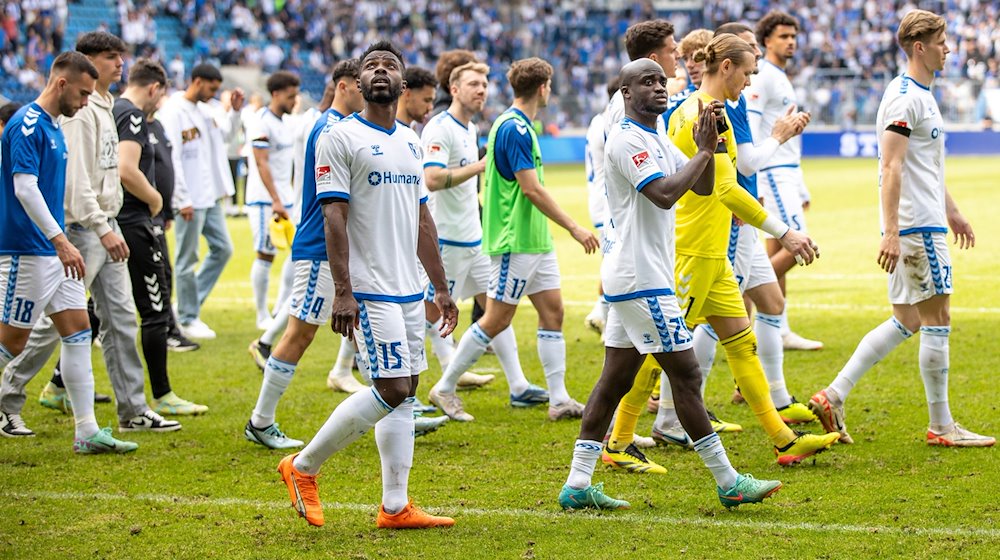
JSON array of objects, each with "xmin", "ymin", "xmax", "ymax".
[{"xmin": 667, "ymin": 91, "xmax": 769, "ymax": 258}]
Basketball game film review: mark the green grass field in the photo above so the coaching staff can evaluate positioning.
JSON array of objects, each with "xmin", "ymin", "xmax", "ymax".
[{"xmin": 2, "ymin": 158, "xmax": 998, "ymax": 559}]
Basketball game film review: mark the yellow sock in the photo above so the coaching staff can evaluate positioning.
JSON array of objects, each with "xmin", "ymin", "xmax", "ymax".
[
  {"xmin": 720, "ymin": 327, "xmax": 796, "ymax": 447},
  {"xmin": 651, "ymin": 372, "xmax": 661, "ymax": 399},
  {"xmin": 609, "ymin": 355, "xmax": 660, "ymax": 450}
]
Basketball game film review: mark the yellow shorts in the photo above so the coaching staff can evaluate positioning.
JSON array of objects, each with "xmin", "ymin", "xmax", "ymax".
[{"xmin": 675, "ymin": 254, "xmax": 746, "ymax": 326}]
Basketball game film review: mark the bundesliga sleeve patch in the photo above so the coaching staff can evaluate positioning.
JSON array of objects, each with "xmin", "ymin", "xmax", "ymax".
[
  {"xmin": 631, "ymin": 151, "xmax": 650, "ymax": 168},
  {"xmin": 315, "ymin": 165, "xmax": 331, "ymax": 185},
  {"xmin": 891, "ymin": 120, "xmax": 910, "ymax": 129},
  {"xmin": 428, "ymin": 144, "xmax": 442, "ymax": 153}
]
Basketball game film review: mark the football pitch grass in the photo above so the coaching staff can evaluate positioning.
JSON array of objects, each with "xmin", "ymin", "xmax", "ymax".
[{"xmin": 2, "ymin": 157, "xmax": 998, "ymax": 559}]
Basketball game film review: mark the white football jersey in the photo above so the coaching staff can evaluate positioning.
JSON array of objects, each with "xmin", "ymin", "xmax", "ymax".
[
  {"xmin": 421, "ymin": 110, "xmax": 482, "ymax": 245},
  {"xmin": 246, "ymin": 107, "xmax": 297, "ymax": 206},
  {"xmin": 602, "ymin": 117, "xmax": 689, "ymax": 300},
  {"xmin": 746, "ymin": 60, "xmax": 801, "ymax": 167},
  {"xmin": 313, "ymin": 114, "xmax": 429, "ymax": 301},
  {"xmin": 585, "ymin": 112, "xmax": 608, "ymax": 228},
  {"xmin": 876, "ymin": 74, "xmax": 947, "ymax": 234}
]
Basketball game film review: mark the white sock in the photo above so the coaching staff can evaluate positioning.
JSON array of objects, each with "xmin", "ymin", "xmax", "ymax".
[
  {"xmin": 566, "ymin": 439, "xmax": 602, "ymax": 489},
  {"xmin": 756, "ymin": 312, "xmax": 791, "ymax": 408},
  {"xmin": 330, "ymin": 336, "xmax": 357, "ymax": 378},
  {"xmin": 260, "ymin": 312, "xmax": 288, "ymax": 346},
  {"xmin": 60, "ymin": 330, "xmax": 99, "ymax": 439},
  {"xmin": 779, "ymin": 308, "xmax": 791, "ymax": 337},
  {"xmin": 920, "ymin": 326, "xmax": 953, "ymax": 432},
  {"xmin": 251, "ymin": 356, "xmax": 296, "ymax": 428},
  {"xmin": 294, "ymin": 387, "xmax": 393, "ymax": 475},
  {"xmin": 692, "ymin": 324, "xmax": 718, "ymax": 393},
  {"xmin": 426, "ymin": 319, "xmax": 455, "ymax": 370},
  {"xmin": 271, "ymin": 257, "xmax": 294, "ymax": 317},
  {"xmin": 251, "ymin": 258, "xmax": 272, "ymax": 324},
  {"xmin": 375, "ymin": 397, "xmax": 414, "ymax": 513},
  {"xmin": 538, "ymin": 329, "xmax": 571, "ymax": 405},
  {"xmin": 0, "ymin": 342, "xmax": 13, "ymax": 369},
  {"xmin": 654, "ymin": 370, "xmax": 680, "ymax": 432},
  {"xmin": 490, "ymin": 325, "xmax": 530, "ymax": 396},
  {"xmin": 829, "ymin": 317, "xmax": 912, "ymax": 404},
  {"xmin": 434, "ymin": 323, "xmax": 489, "ymax": 394},
  {"xmin": 693, "ymin": 433, "xmax": 738, "ymax": 490}
]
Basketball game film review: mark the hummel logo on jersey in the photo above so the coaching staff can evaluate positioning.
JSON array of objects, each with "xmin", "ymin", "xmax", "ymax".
[
  {"xmin": 642, "ymin": 333, "xmax": 654, "ymax": 345},
  {"xmin": 21, "ymin": 125, "xmax": 35, "ymax": 137},
  {"xmin": 631, "ymin": 151, "xmax": 650, "ymax": 168},
  {"xmin": 515, "ymin": 123, "xmax": 528, "ymax": 135},
  {"xmin": 316, "ymin": 165, "xmax": 332, "ymax": 186},
  {"xmin": 371, "ymin": 144, "xmax": 384, "ymax": 156},
  {"xmin": 129, "ymin": 113, "xmax": 143, "ymax": 134}
]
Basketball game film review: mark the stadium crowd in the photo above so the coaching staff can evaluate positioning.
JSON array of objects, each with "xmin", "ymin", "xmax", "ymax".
[{"xmin": 2, "ymin": 0, "xmax": 999, "ymax": 127}]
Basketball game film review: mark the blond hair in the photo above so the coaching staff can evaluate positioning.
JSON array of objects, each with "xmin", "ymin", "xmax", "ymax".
[
  {"xmin": 694, "ymin": 33, "xmax": 755, "ymax": 74},
  {"xmin": 897, "ymin": 9, "xmax": 946, "ymax": 56},
  {"xmin": 449, "ymin": 61, "xmax": 489, "ymax": 88},
  {"xmin": 679, "ymin": 29, "xmax": 713, "ymax": 59}
]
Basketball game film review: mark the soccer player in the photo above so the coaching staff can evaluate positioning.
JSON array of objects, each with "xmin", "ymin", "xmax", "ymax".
[
  {"xmin": 158, "ymin": 63, "xmax": 238, "ymax": 340},
  {"xmin": 744, "ymin": 10, "xmax": 823, "ymax": 351},
  {"xmin": 246, "ymin": 71, "xmax": 301, "ymax": 330},
  {"xmin": 559, "ymin": 59, "xmax": 782, "ymax": 510},
  {"xmin": 809, "ymin": 10, "xmax": 994, "ymax": 448},
  {"xmin": 277, "ymin": 40, "xmax": 457, "ymax": 529},
  {"xmin": 667, "ymin": 34, "xmax": 838, "ymax": 465},
  {"xmin": 0, "ymin": 51, "xmax": 138, "ymax": 452},
  {"xmin": 581, "ymin": 77, "xmax": 619, "ymax": 335},
  {"xmin": 245, "ymin": 60, "xmax": 366, "ymax": 449},
  {"xmin": 114, "ymin": 59, "xmax": 208, "ymax": 416},
  {"xmin": 653, "ymin": 24, "xmax": 818, "ymax": 447},
  {"xmin": 430, "ymin": 58, "xmax": 598, "ymax": 422},
  {"xmin": 0, "ymin": 32, "xmax": 180, "ymax": 434}
]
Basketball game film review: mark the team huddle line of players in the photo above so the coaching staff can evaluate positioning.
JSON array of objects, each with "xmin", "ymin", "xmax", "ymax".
[{"xmin": 0, "ymin": 6, "xmax": 993, "ymax": 530}]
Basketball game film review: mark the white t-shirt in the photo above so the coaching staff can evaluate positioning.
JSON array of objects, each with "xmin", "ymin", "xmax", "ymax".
[
  {"xmin": 313, "ymin": 114, "xmax": 429, "ymax": 301},
  {"xmin": 746, "ymin": 60, "xmax": 801, "ymax": 168},
  {"xmin": 602, "ymin": 117, "xmax": 689, "ymax": 301},
  {"xmin": 421, "ymin": 110, "xmax": 482, "ymax": 245},
  {"xmin": 875, "ymin": 74, "xmax": 947, "ymax": 235},
  {"xmin": 245, "ymin": 107, "xmax": 297, "ymax": 206},
  {"xmin": 585, "ymin": 112, "xmax": 608, "ymax": 228}
]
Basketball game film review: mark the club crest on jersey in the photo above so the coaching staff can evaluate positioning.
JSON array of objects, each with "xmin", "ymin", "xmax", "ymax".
[
  {"xmin": 370, "ymin": 144, "xmax": 383, "ymax": 156},
  {"xmin": 408, "ymin": 142, "xmax": 422, "ymax": 159},
  {"xmin": 631, "ymin": 151, "xmax": 650, "ymax": 168},
  {"xmin": 316, "ymin": 165, "xmax": 331, "ymax": 185}
]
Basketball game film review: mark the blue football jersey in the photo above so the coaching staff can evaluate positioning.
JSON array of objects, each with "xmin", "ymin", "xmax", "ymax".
[{"xmin": 291, "ymin": 109, "xmax": 347, "ymax": 262}]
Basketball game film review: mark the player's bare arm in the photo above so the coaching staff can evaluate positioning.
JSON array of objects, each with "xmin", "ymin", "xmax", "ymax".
[
  {"xmin": 877, "ymin": 128, "xmax": 908, "ymax": 273},
  {"xmin": 416, "ymin": 204, "xmax": 457, "ymax": 336},
  {"xmin": 425, "ymin": 156, "xmax": 486, "ymax": 191},
  {"xmin": 513, "ymin": 168, "xmax": 600, "ymax": 254},
  {"xmin": 944, "ymin": 190, "xmax": 975, "ymax": 249},
  {"xmin": 323, "ymin": 200, "xmax": 358, "ymax": 339}
]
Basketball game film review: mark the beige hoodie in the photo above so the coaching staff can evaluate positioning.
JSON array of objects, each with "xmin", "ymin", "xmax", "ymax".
[{"xmin": 61, "ymin": 90, "xmax": 121, "ymax": 237}]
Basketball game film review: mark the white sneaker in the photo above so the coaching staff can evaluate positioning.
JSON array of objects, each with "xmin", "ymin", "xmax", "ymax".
[
  {"xmin": 456, "ymin": 371, "xmax": 495, "ymax": 389},
  {"xmin": 584, "ymin": 309, "xmax": 605, "ymax": 334},
  {"xmin": 180, "ymin": 319, "xmax": 217, "ymax": 340},
  {"xmin": 428, "ymin": 387, "xmax": 474, "ymax": 422},
  {"xmin": 927, "ymin": 423, "xmax": 995, "ymax": 447},
  {"xmin": 0, "ymin": 411, "xmax": 35, "ymax": 437},
  {"xmin": 782, "ymin": 332, "xmax": 823, "ymax": 351},
  {"xmin": 632, "ymin": 435, "xmax": 656, "ymax": 449},
  {"xmin": 326, "ymin": 373, "xmax": 368, "ymax": 393},
  {"xmin": 119, "ymin": 410, "xmax": 183, "ymax": 432}
]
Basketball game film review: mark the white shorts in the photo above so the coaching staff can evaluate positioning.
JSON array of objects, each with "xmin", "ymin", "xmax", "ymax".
[
  {"xmin": 248, "ymin": 204, "xmax": 277, "ymax": 256},
  {"xmin": 730, "ymin": 222, "xmax": 777, "ymax": 293},
  {"xmin": 758, "ymin": 166, "xmax": 808, "ymax": 238},
  {"xmin": 355, "ymin": 299, "xmax": 427, "ymax": 379},
  {"xmin": 604, "ymin": 294, "xmax": 694, "ymax": 354},
  {"xmin": 425, "ymin": 244, "xmax": 491, "ymax": 303},
  {"xmin": 487, "ymin": 251, "xmax": 561, "ymax": 305},
  {"xmin": 889, "ymin": 232, "xmax": 953, "ymax": 305},
  {"xmin": 288, "ymin": 260, "xmax": 334, "ymax": 325},
  {"xmin": 0, "ymin": 255, "xmax": 86, "ymax": 329}
]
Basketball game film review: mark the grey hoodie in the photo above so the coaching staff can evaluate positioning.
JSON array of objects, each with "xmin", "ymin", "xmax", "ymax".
[{"xmin": 61, "ymin": 90, "xmax": 122, "ymax": 237}]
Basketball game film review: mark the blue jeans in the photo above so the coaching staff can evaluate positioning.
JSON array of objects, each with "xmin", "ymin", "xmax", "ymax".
[{"xmin": 174, "ymin": 204, "xmax": 233, "ymax": 324}]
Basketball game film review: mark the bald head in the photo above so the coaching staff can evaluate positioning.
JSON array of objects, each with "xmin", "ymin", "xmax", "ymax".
[
  {"xmin": 619, "ymin": 58, "xmax": 670, "ymax": 122},
  {"xmin": 619, "ymin": 58, "xmax": 665, "ymax": 88}
]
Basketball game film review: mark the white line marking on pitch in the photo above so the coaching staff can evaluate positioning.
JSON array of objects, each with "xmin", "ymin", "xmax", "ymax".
[{"xmin": 6, "ymin": 490, "xmax": 999, "ymax": 539}]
